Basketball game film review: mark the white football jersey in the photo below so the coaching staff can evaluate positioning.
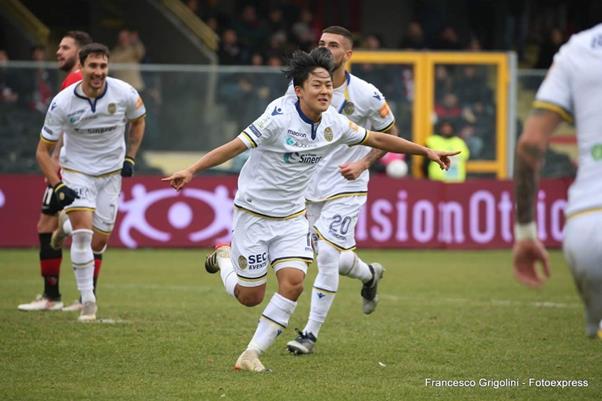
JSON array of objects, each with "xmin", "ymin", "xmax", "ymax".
[
  {"xmin": 41, "ymin": 77, "xmax": 146, "ymax": 176},
  {"xmin": 286, "ymin": 72, "xmax": 395, "ymax": 201},
  {"xmin": 535, "ymin": 23, "xmax": 602, "ymax": 217},
  {"xmin": 236, "ymin": 95, "xmax": 369, "ymax": 218}
]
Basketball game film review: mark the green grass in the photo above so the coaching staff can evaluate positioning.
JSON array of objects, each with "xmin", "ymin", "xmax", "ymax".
[{"xmin": 1, "ymin": 249, "xmax": 599, "ymax": 401}]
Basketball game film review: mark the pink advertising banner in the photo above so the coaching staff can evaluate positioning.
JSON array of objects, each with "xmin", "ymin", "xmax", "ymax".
[{"xmin": 0, "ymin": 175, "xmax": 571, "ymax": 249}]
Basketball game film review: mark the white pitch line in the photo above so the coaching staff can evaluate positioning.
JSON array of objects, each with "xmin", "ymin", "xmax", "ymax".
[{"xmin": 380, "ymin": 294, "xmax": 580, "ymax": 309}]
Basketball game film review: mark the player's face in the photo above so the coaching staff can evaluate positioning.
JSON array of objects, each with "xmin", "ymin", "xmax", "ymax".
[
  {"xmin": 295, "ymin": 67, "xmax": 333, "ymax": 116},
  {"xmin": 56, "ymin": 37, "xmax": 79, "ymax": 72},
  {"xmin": 82, "ymin": 53, "xmax": 109, "ymax": 92},
  {"xmin": 318, "ymin": 33, "xmax": 352, "ymax": 70}
]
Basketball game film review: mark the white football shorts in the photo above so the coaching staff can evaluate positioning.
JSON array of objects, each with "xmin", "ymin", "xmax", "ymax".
[
  {"xmin": 230, "ymin": 209, "xmax": 314, "ymax": 287},
  {"xmin": 61, "ymin": 169, "xmax": 121, "ymax": 234},
  {"xmin": 307, "ymin": 195, "xmax": 366, "ymax": 251}
]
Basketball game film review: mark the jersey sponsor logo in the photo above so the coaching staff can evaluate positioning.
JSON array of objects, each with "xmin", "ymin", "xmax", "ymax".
[
  {"xmin": 271, "ymin": 106, "xmax": 283, "ymax": 116},
  {"xmin": 247, "ymin": 252, "xmax": 268, "ymax": 270},
  {"xmin": 323, "ymin": 127, "xmax": 333, "ymax": 142},
  {"xmin": 238, "ymin": 255, "xmax": 248, "ymax": 270},
  {"xmin": 285, "ymin": 136, "xmax": 312, "ymax": 148},
  {"xmin": 287, "ymin": 129, "xmax": 306, "ymax": 138},
  {"xmin": 248, "ymin": 123, "xmax": 262, "ymax": 138},
  {"xmin": 68, "ymin": 109, "xmax": 85, "ymax": 119},
  {"xmin": 74, "ymin": 126, "xmax": 117, "ymax": 134},
  {"xmin": 283, "ymin": 152, "xmax": 322, "ymax": 164},
  {"xmin": 379, "ymin": 102, "xmax": 391, "ymax": 118},
  {"xmin": 108, "ymin": 103, "xmax": 117, "ymax": 114}
]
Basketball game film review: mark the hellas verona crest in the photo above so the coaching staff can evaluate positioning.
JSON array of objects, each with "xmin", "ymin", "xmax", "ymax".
[
  {"xmin": 324, "ymin": 127, "xmax": 333, "ymax": 142},
  {"xmin": 238, "ymin": 256, "xmax": 248, "ymax": 270}
]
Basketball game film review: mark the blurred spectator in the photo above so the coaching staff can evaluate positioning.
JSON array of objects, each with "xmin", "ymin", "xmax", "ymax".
[
  {"xmin": 30, "ymin": 45, "xmax": 54, "ymax": 113},
  {"xmin": 425, "ymin": 120, "xmax": 469, "ymax": 182},
  {"xmin": 218, "ymin": 29, "xmax": 247, "ymax": 65},
  {"xmin": 434, "ymin": 26, "xmax": 462, "ymax": 50},
  {"xmin": 435, "ymin": 92, "xmax": 462, "ymax": 127},
  {"xmin": 400, "ymin": 21, "xmax": 427, "ymax": 50},
  {"xmin": 291, "ymin": 8, "xmax": 319, "ymax": 51},
  {"xmin": 234, "ymin": 5, "xmax": 269, "ymax": 51},
  {"xmin": 111, "ymin": 29, "xmax": 146, "ymax": 91},
  {"xmin": 455, "ymin": 65, "xmax": 490, "ymax": 106},
  {"xmin": 466, "ymin": 35, "xmax": 482, "ymax": 51},
  {"xmin": 535, "ymin": 28, "xmax": 564, "ymax": 69},
  {"xmin": 461, "ymin": 100, "xmax": 495, "ymax": 159},
  {"xmin": 185, "ymin": 0, "xmax": 200, "ymax": 17},
  {"xmin": 0, "ymin": 50, "xmax": 18, "ymax": 104},
  {"xmin": 434, "ymin": 65, "xmax": 454, "ymax": 102}
]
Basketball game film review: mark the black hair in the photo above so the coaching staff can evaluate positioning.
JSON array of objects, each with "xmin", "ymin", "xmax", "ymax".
[
  {"xmin": 79, "ymin": 43, "xmax": 110, "ymax": 66},
  {"xmin": 322, "ymin": 26, "xmax": 354, "ymax": 48},
  {"xmin": 64, "ymin": 31, "xmax": 93, "ymax": 48},
  {"xmin": 283, "ymin": 47, "xmax": 334, "ymax": 87}
]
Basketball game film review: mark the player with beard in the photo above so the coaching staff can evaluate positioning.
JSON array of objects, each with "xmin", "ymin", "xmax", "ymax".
[{"xmin": 18, "ymin": 31, "xmax": 93, "ymax": 312}]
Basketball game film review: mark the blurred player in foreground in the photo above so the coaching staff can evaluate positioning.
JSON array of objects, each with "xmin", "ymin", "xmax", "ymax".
[
  {"xmin": 513, "ymin": 24, "xmax": 602, "ymax": 339},
  {"xmin": 164, "ymin": 47, "xmax": 459, "ymax": 372},
  {"xmin": 35, "ymin": 43, "xmax": 146, "ymax": 321},
  {"xmin": 18, "ymin": 31, "xmax": 93, "ymax": 312}
]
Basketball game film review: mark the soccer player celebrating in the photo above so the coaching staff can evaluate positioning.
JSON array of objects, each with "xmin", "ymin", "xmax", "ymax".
[
  {"xmin": 18, "ymin": 31, "xmax": 93, "ymax": 312},
  {"xmin": 164, "ymin": 47, "xmax": 459, "ymax": 371},
  {"xmin": 283, "ymin": 26, "xmax": 400, "ymax": 355},
  {"xmin": 513, "ymin": 24, "xmax": 602, "ymax": 339},
  {"xmin": 35, "ymin": 43, "xmax": 146, "ymax": 321}
]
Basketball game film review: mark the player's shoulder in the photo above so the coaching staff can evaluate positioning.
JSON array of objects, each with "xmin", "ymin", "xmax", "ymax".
[
  {"xmin": 348, "ymin": 73, "xmax": 385, "ymax": 105},
  {"xmin": 266, "ymin": 95, "xmax": 297, "ymax": 118},
  {"xmin": 561, "ymin": 24, "xmax": 602, "ymax": 55},
  {"xmin": 106, "ymin": 77, "xmax": 139, "ymax": 96}
]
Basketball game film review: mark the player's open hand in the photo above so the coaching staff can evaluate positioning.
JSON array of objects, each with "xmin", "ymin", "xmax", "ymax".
[
  {"xmin": 339, "ymin": 160, "xmax": 369, "ymax": 180},
  {"xmin": 426, "ymin": 149, "xmax": 461, "ymax": 170},
  {"xmin": 512, "ymin": 239, "xmax": 551, "ymax": 288},
  {"xmin": 162, "ymin": 168, "xmax": 193, "ymax": 191}
]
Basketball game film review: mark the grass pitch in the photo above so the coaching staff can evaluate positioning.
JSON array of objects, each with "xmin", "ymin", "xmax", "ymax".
[{"xmin": 1, "ymin": 249, "xmax": 599, "ymax": 401}]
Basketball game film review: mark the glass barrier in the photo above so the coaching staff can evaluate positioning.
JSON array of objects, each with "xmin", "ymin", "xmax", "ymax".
[{"xmin": 0, "ymin": 61, "xmax": 575, "ymax": 178}]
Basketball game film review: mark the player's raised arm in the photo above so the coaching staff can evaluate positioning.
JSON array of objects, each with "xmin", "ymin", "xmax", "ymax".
[
  {"xmin": 162, "ymin": 137, "xmax": 247, "ymax": 191},
  {"xmin": 363, "ymin": 130, "xmax": 460, "ymax": 170}
]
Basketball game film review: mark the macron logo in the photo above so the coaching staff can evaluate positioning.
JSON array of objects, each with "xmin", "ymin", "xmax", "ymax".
[
  {"xmin": 271, "ymin": 106, "xmax": 283, "ymax": 116},
  {"xmin": 373, "ymin": 92, "xmax": 381, "ymax": 100},
  {"xmin": 317, "ymin": 293, "xmax": 325, "ymax": 299}
]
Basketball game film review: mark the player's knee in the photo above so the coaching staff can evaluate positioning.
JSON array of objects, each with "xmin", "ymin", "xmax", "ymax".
[
  {"xmin": 317, "ymin": 241, "xmax": 340, "ymax": 272},
  {"xmin": 339, "ymin": 251, "xmax": 355, "ymax": 275},
  {"xmin": 278, "ymin": 275, "xmax": 304, "ymax": 300},
  {"xmin": 71, "ymin": 229, "xmax": 93, "ymax": 267},
  {"xmin": 236, "ymin": 287, "xmax": 265, "ymax": 307}
]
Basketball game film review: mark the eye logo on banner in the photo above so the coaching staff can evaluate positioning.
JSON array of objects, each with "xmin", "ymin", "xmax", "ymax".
[{"xmin": 118, "ymin": 184, "xmax": 234, "ymax": 248}]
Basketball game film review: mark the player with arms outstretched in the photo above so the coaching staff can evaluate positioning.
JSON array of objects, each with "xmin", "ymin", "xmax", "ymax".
[{"xmin": 164, "ymin": 47, "xmax": 459, "ymax": 371}]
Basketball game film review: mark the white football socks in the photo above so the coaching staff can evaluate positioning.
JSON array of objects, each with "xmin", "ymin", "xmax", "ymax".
[
  {"xmin": 304, "ymin": 240, "xmax": 339, "ymax": 337},
  {"xmin": 339, "ymin": 250, "xmax": 372, "ymax": 283},
  {"xmin": 248, "ymin": 293, "xmax": 297, "ymax": 353},
  {"xmin": 217, "ymin": 249, "xmax": 238, "ymax": 297}
]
